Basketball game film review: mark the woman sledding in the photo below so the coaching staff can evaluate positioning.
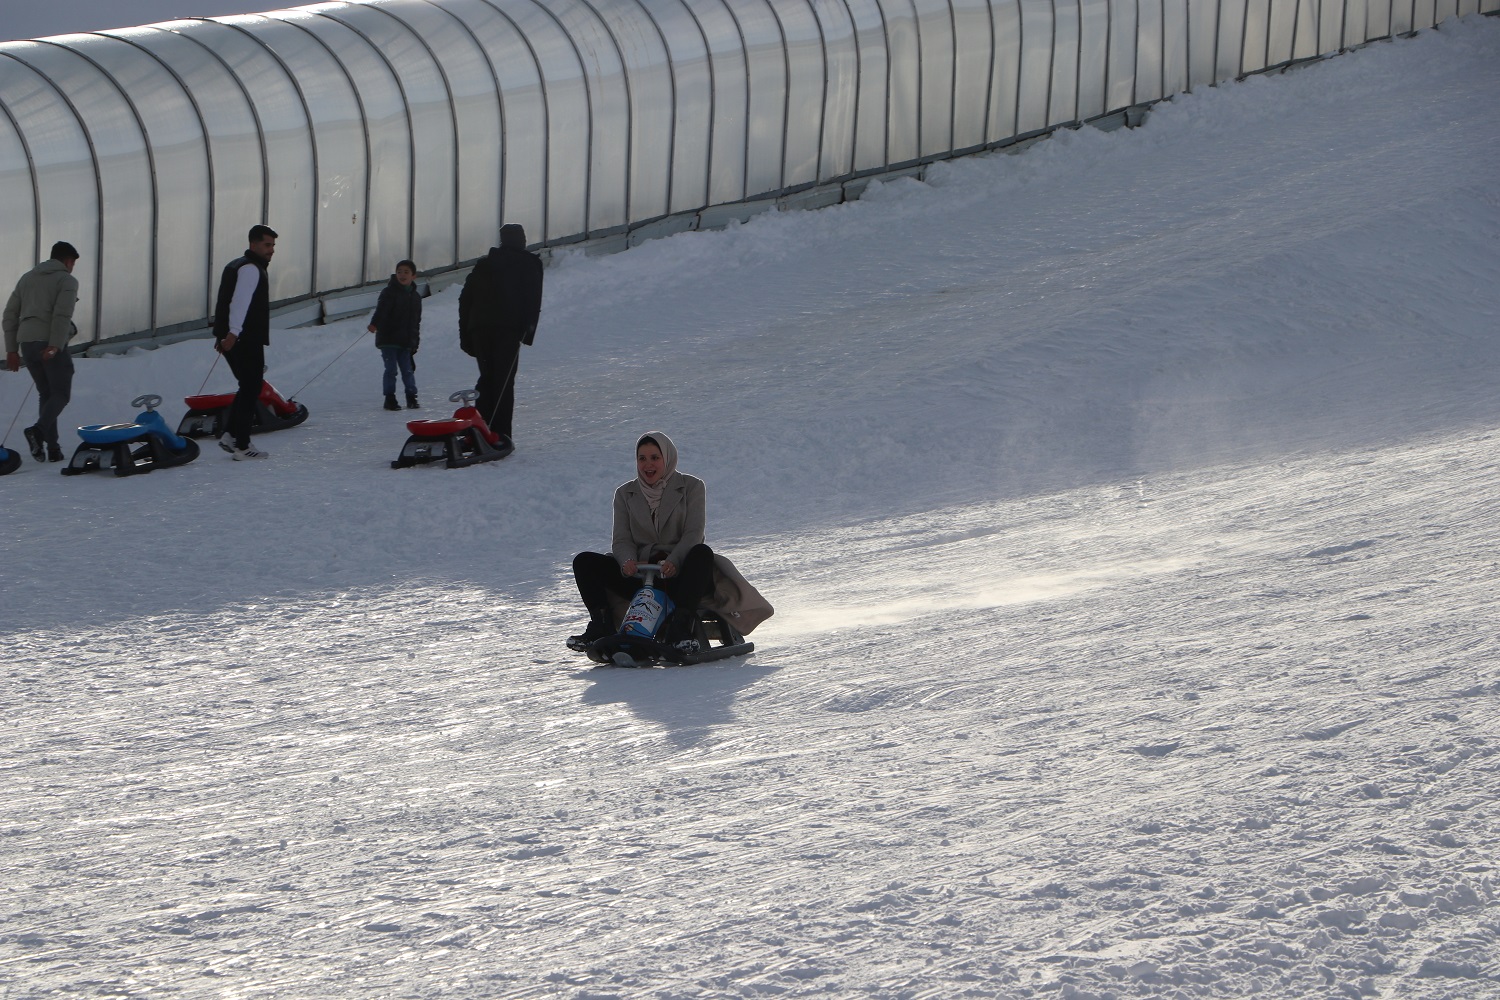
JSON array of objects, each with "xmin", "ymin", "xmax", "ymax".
[{"xmin": 568, "ymin": 431, "xmax": 772, "ymax": 664}]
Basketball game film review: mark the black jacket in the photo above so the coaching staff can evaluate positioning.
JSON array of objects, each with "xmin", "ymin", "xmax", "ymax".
[
  {"xmin": 370, "ymin": 276, "xmax": 422, "ymax": 352},
  {"xmin": 458, "ymin": 242, "xmax": 543, "ymax": 357},
  {"xmin": 212, "ymin": 249, "xmax": 272, "ymax": 346}
]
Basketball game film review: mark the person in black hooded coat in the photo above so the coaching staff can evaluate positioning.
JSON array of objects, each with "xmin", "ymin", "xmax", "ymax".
[{"xmin": 458, "ymin": 224, "xmax": 543, "ymax": 442}]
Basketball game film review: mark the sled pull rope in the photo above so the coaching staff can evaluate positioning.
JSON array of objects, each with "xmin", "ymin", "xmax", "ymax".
[
  {"xmin": 285, "ymin": 328, "xmax": 370, "ymax": 403},
  {"xmin": 2, "ymin": 381, "xmax": 35, "ymax": 447},
  {"xmin": 195, "ymin": 351, "xmax": 220, "ymax": 394},
  {"xmin": 485, "ymin": 350, "xmax": 520, "ymax": 431}
]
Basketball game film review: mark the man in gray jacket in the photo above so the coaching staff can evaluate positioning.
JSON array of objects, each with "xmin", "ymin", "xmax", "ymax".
[{"xmin": 3, "ymin": 241, "xmax": 80, "ymax": 462}]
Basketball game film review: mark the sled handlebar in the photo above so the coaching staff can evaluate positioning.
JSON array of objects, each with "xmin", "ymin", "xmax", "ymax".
[
  {"xmin": 449, "ymin": 389, "xmax": 479, "ymax": 405},
  {"xmin": 131, "ymin": 394, "xmax": 162, "ymax": 411}
]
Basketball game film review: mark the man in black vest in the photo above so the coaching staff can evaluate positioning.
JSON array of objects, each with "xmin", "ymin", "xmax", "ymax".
[
  {"xmin": 212, "ymin": 225, "xmax": 277, "ymax": 460},
  {"xmin": 458, "ymin": 224, "xmax": 544, "ymax": 444}
]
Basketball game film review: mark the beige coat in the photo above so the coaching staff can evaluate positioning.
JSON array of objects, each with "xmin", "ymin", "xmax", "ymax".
[
  {"xmin": 3, "ymin": 259, "xmax": 79, "ymax": 352},
  {"xmin": 608, "ymin": 471, "xmax": 774, "ymax": 634},
  {"xmin": 612, "ymin": 471, "xmax": 706, "ymax": 568},
  {"xmin": 701, "ymin": 552, "xmax": 775, "ymax": 635}
]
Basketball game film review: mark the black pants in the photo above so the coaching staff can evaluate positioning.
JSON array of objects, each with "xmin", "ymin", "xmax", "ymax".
[
  {"xmin": 224, "ymin": 338, "xmax": 265, "ymax": 449},
  {"xmin": 475, "ymin": 341, "xmax": 520, "ymax": 440},
  {"xmin": 573, "ymin": 544, "xmax": 716, "ymax": 618},
  {"xmin": 20, "ymin": 342, "xmax": 73, "ymax": 446}
]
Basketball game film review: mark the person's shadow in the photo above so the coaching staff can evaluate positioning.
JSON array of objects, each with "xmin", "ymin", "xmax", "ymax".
[{"xmin": 577, "ymin": 657, "xmax": 780, "ymax": 749}]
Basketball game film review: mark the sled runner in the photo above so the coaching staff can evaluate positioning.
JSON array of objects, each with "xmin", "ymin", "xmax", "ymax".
[
  {"xmin": 62, "ymin": 394, "xmax": 201, "ymax": 477},
  {"xmin": 0, "ymin": 445, "xmax": 19, "ymax": 476},
  {"xmin": 391, "ymin": 389, "xmax": 513, "ymax": 469},
  {"xmin": 177, "ymin": 380, "xmax": 309, "ymax": 438},
  {"xmin": 574, "ymin": 565, "xmax": 756, "ymax": 668}
]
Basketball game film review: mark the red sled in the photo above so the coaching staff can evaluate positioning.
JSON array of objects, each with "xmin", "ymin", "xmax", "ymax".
[
  {"xmin": 178, "ymin": 381, "xmax": 309, "ymax": 438},
  {"xmin": 391, "ymin": 389, "xmax": 513, "ymax": 469}
]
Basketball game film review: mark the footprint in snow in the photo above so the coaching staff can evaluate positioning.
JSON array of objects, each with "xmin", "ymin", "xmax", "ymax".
[
  {"xmin": 1303, "ymin": 539, "xmax": 1379, "ymax": 559},
  {"xmin": 1129, "ymin": 742, "xmax": 1182, "ymax": 757},
  {"xmin": 1301, "ymin": 720, "xmax": 1365, "ymax": 740}
]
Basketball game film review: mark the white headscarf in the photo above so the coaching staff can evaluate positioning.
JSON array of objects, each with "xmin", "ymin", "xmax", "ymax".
[{"xmin": 636, "ymin": 431, "xmax": 678, "ymax": 514}]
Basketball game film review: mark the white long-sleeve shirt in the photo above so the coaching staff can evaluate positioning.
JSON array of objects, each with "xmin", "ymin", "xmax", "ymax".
[{"xmin": 226, "ymin": 262, "xmax": 260, "ymax": 336}]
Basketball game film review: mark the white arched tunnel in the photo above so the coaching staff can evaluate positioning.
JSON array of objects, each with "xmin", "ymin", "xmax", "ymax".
[{"xmin": 1, "ymin": 0, "xmax": 1492, "ymax": 347}]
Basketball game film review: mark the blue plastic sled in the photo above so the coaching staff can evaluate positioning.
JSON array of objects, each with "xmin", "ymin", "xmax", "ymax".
[{"xmin": 63, "ymin": 394, "xmax": 201, "ymax": 477}]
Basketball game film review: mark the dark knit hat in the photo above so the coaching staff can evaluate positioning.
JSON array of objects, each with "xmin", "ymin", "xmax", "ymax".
[{"xmin": 499, "ymin": 224, "xmax": 527, "ymax": 249}]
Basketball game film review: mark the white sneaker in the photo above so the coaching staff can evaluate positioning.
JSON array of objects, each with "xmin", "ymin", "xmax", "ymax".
[
  {"xmin": 232, "ymin": 445, "xmax": 270, "ymax": 460},
  {"xmin": 218, "ymin": 432, "xmax": 236, "ymax": 453}
]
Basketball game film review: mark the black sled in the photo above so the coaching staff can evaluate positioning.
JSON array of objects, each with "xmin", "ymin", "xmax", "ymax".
[
  {"xmin": 573, "ymin": 565, "xmax": 755, "ymax": 668},
  {"xmin": 587, "ymin": 609, "xmax": 756, "ymax": 667},
  {"xmin": 0, "ymin": 445, "xmax": 20, "ymax": 476},
  {"xmin": 62, "ymin": 394, "xmax": 201, "ymax": 477},
  {"xmin": 391, "ymin": 389, "xmax": 513, "ymax": 469},
  {"xmin": 178, "ymin": 380, "xmax": 308, "ymax": 438}
]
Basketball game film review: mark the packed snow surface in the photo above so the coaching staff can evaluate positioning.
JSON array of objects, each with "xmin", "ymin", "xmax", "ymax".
[{"xmin": 3, "ymin": 17, "xmax": 1499, "ymax": 1000}]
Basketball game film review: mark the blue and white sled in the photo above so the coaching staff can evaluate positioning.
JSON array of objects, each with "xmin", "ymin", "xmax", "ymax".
[{"xmin": 581, "ymin": 564, "xmax": 755, "ymax": 668}]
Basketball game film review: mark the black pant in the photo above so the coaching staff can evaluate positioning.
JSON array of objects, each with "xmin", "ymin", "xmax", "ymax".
[
  {"xmin": 224, "ymin": 338, "xmax": 265, "ymax": 449},
  {"xmin": 20, "ymin": 342, "xmax": 73, "ymax": 446},
  {"xmin": 573, "ymin": 544, "xmax": 716, "ymax": 617},
  {"xmin": 475, "ymin": 341, "xmax": 520, "ymax": 440}
]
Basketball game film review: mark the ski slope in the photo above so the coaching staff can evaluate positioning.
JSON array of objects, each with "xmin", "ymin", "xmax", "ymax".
[{"xmin": 2, "ymin": 16, "xmax": 1498, "ymax": 999}]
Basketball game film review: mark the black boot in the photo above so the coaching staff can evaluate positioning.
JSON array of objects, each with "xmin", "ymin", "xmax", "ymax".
[
  {"xmin": 567, "ymin": 608, "xmax": 614, "ymax": 651},
  {"xmin": 405, "ymin": 392, "xmax": 419, "ymax": 409},
  {"xmin": 383, "ymin": 393, "xmax": 401, "ymax": 411},
  {"xmin": 664, "ymin": 607, "xmax": 701, "ymax": 653},
  {"xmin": 23, "ymin": 426, "xmax": 43, "ymax": 461}
]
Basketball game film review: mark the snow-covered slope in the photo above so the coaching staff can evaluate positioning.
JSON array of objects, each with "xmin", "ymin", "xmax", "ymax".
[{"xmin": 2, "ymin": 17, "xmax": 1497, "ymax": 999}]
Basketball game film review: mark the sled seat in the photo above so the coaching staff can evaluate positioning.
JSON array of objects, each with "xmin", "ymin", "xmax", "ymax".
[
  {"xmin": 407, "ymin": 406, "xmax": 503, "ymax": 446},
  {"xmin": 406, "ymin": 416, "xmax": 475, "ymax": 437},
  {"xmin": 183, "ymin": 391, "xmax": 236, "ymax": 410},
  {"xmin": 79, "ymin": 422, "xmax": 153, "ymax": 445}
]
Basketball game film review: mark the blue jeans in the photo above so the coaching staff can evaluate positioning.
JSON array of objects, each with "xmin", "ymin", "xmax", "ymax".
[{"xmin": 381, "ymin": 347, "xmax": 416, "ymax": 396}]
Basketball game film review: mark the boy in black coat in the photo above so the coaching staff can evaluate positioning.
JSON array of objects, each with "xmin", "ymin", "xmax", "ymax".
[{"xmin": 368, "ymin": 259, "xmax": 422, "ymax": 410}]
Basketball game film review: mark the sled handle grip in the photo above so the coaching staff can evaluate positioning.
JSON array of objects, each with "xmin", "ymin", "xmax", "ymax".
[
  {"xmin": 131, "ymin": 394, "xmax": 162, "ymax": 411},
  {"xmin": 633, "ymin": 563, "xmax": 663, "ymax": 585},
  {"xmin": 449, "ymin": 389, "xmax": 479, "ymax": 405}
]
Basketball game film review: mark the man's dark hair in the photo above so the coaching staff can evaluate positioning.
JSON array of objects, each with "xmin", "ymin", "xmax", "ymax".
[
  {"xmin": 49, "ymin": 241, "xmax": 79, "ymax": 262},
  {"xmin": 248, "ymin": 224, "xmax": 279, "ymax": 243}
]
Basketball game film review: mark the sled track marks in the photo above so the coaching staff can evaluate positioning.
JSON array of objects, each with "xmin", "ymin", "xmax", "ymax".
[{"xmin": 3, "ymin": 434, "xmax": 1499, "ymax": 998}]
